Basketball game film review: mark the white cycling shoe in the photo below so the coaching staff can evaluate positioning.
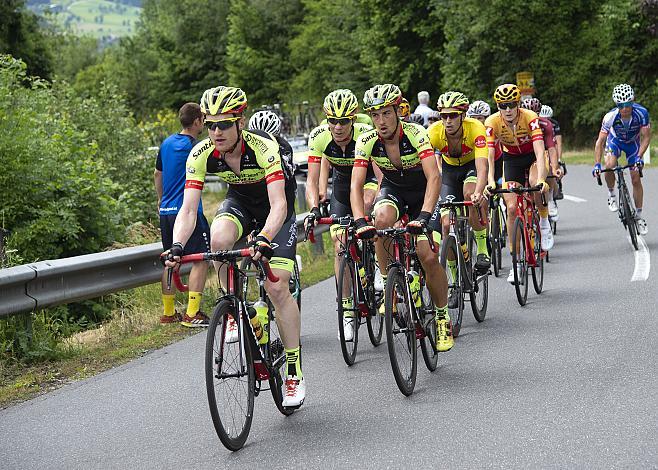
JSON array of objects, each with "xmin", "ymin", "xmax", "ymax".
[
  {"xmin": 282, "ymin": 376, "xmax": 306, "ymax": 408},
  {"xmin": 548, "ymin": 200, "xmax": 559, "ymax": 221},
  {"xmin": 507, "ymin": 265, "xmax": 524, "ymax": 285},
  {"xmin": 224, "ymin": 315, "xmax": 238, "ymax": 344},
  {"xmin": 637, "ymin": 218, "xmax": 648, "ymax": 236},
  {"xmin": 339, "ymin": 316, "xmax": 354, "ymax": 341},
  {"xmin": 541, "ymin": 224, "xmax": 554, "ymax": 251},
  {"xmin": 608, "ymin": 196, "xmax": 618, "ymax": 212},
  {"xmin": 374, "ymin": 267, "xmax": 384, "ymax": 292}
]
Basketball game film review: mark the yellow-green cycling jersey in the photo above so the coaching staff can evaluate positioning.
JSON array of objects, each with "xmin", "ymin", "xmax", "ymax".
[
  {"xmin": 185, "ymin": 129, "xmax": 296, "ymax": 220},
  {"xmin": 354, "ymin": 121, "xmax": 434, "ymax": 189},
  {"xmin": 427, "ymin": 117, "xmax": 488, "ymax": 167}
]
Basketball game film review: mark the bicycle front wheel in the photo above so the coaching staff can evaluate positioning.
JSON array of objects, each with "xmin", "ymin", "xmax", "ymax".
[
  {"xmin": 205, "ymin": 301, "xmax": 255, "ymax": 451},
  {"xmin": 531, "ymin": 212, "xmax": 544, "ymax": 294},
  {"xmin": 468, "ymin": 230, "xmax": 488, "ymax": 322},
  {"xmin": 511, "ymin": 217, "xmax": 529, "ymax": 306},
  {"xmin": 385, "ymin": 265, "xmax": 417, "ymax": 396},
  {"xmin": 440, "ymin": 235, "xmax": 464, "ymax": 337},
  {"xmin": 364, "ymin": 244, "xmax": 384, "ymax": 346},
  {"xmin": 418, "ymin": 275, "xmax": 438, "ymax": 372},
  {"xmin": 337, "ymin": 255, "xmax": 359, "ymax": 366},
  {"xmin": 489, "ymin": 206, "xmax": 502, "ymax": 277}
]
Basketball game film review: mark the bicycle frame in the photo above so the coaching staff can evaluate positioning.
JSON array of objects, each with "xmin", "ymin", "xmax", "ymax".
[{"xmin": 493, "ymin": 185, "xmax": 544, "ymax": 268}]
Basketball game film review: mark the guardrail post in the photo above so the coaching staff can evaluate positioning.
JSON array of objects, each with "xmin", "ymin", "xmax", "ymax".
[
  {"xmin": 296, "ymin": 182, "xmax": 307, "ymax": 212},
  {"xmin": 312, "ymin": 231, "xmax": 325, "ymax": 256}
]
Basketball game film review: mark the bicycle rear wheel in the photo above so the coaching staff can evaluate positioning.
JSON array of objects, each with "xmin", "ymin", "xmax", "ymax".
[
  {"xmin": 418, "ymin": 274, "xmax": 438, "ymax": 372},
  {"xmin": 267, "ymin": 306, "xmax": 295, "ymax": 416},
  {"xmin": 385, "ymin": 265, "xmax": 417, "ymax": 396},
  {"xmin": 531, "ymin": 212, "xmax": 544, "ymax": 294},
  {"xmin": 511, "ymin": 217, "xmax": 529, "ymax": 306},
  {"xmin": 364, "ymin": 244, "xmax": 384, "ymax": 346},
  {"xmin": 337, "ymin": 255, "xmax": 359, "ymax": 366},
  {"xmin": 205, "ymin": 301, "xmax": 255, "ymax": 451},
  {"xmin": 489, "ymin": 206, "xmax": 502, "ymax": 277},
  {"xmin": 440, "ymin": 236, "xmax": 464, "ymax": 337},
  {"xmin": 468, "ymin": 231, "xmax": 488, "ymax": 322}
]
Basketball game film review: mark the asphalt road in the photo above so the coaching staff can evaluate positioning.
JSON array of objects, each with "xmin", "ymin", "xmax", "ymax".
[{"xmin": 1, "ymin": 166, "xmax": 657, "ymax": 469}]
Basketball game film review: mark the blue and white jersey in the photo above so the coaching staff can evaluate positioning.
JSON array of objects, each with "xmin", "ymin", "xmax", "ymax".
[
  {"xmin": 156, "ymin": 133, "xmax": 203, "ymax": 215},
  {"xmin": 600, "ymin": 103, "xmax": 650, "ymax": 143}
]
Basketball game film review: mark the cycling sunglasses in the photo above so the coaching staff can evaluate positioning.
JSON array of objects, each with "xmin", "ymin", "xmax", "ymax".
[
  {"xmin": 327, "ymin": 116, "xmax": 353, "ymax": 126},
  {"xmin": 204, "ymin": 116, "xmax": 241, "ymax": 131},
  {"xmin": 440, "ymin": 112, "xmax": 462, "ymax": 120},
  {"xmin": 617, "ymin": 102, "xmax": 633, "ymax": 109},
  {"xmin": 497, "ymin": 102, "xmax": 518, "ymax": 110}
]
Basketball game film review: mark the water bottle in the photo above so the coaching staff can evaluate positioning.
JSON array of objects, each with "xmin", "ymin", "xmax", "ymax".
[
  {"xmin": 408, "ymin": 270, "xmax": 421, "ymax": 308},
  {"xmin": 248, "ymin": 300, "xmax": 269, "ymax": 345}
]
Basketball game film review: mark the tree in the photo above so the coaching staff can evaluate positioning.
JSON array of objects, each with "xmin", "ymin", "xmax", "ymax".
[
  {"xmin": 0, "ymin": 0, "xmax": 53, "ymax": 79},
  {"xmin": 226, "ymin": 0, "xmax": 305, "ymax": 106}
]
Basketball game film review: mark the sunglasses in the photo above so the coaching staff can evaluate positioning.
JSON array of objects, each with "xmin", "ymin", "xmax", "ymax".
[
  {"xmin": 327, "ymin": 117, "xmax": 353, "ymax": 126},
  {"xmin": 428, "ymin": 117, "xmax": 440, "ymax": 122},
  {"xmin": 617, "ymin": 102, "xmax": 633, "ymax": 109},
  {"xmin": 440, "ymin": 112, "xmax": 462, "ymax": 120},
  {"xmin": 497, "ymin": 102, "xmax": 518, "ymax": 110},
  {"xmin": 204, "ymin": 116, "xmax": 240, "ymax": 131}
]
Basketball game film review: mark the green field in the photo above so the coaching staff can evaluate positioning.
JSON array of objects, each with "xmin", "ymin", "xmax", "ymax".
[{"xmin": 44, "ymin": 0, "xmax": 141, "ymax": 38}]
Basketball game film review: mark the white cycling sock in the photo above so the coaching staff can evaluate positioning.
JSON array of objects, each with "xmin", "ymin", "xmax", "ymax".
[
  {"xmin": 540, "ymin": 217, "xmax": 550, "ymax": 229},
  {"xmin": 608, "ymin": 188, "xmax": 615, "ymax": 197},
  {"xmin": 636, "ymin": 208, "xmax": 643, "ymax": 217}
]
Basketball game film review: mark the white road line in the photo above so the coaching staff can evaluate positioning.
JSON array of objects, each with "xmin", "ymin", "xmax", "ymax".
[
  {"xmin": 630, "ymin": 235, "xmax": 651, "ymax": 282},
  {"xmin": 563, "ymin": 194, "xmax": 588, "ymax": 203}
]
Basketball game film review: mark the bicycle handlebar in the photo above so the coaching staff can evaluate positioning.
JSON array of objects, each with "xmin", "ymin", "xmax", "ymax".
[
  {"xmin": 491, "ymin": 184, "xmax": 547, "ymax": 207},
  {"xmin": 163, "ymin": 249, "xmax": 279, "ymax": 291},
  {"xmin": 438, "ymin": 200, "xmax": 489, "ymax": 226},
  {"xmin": 596, "ymin": 163, "xmax": 643, "ymax": 185},
  {"xmin": 376, "ymin": 224, "xmax": 438, "ymax": 253}
]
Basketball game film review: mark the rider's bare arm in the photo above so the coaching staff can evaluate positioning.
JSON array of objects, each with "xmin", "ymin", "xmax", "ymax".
[{"xmin": 172, "ymin": 187, "xmax": 202, "ymax": 247}]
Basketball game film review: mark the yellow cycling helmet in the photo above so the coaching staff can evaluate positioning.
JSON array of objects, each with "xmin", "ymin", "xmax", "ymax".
[
  {"xmin": 398, "ymin": 98, "xmax": 410, "ymax": 117},
  {"xmin": 363, "ymin": 84, "xmax": 403, "ymax": 111},
  {"xmin": 493, "ymin": 84, "xmax": 521, "ymax": 103},
  {"xmin": 436, "ymin": 91, "xmax": 470, "ymax": 112},
  {"xmin": 323, "ymin": 89, "xmax": 358, "ymax": 118},
  {"xmin": 200, "ymin": 86, "xmax": 248, "ymax": 115}
]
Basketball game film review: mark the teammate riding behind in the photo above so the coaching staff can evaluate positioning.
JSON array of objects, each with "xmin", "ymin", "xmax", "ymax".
[
  {"xmin": 164, "ymin": 86, "xmax": 305, "ymax": 407},
  {"xmin": 428, "ymin": 92, "xmax": 490, "ymax": 280},
  {"xmin": 521, "ymin": 98, "xmax": 562, "ymax": 221},
  {"xmin": 484, "ymin": 84, "xmax": 552, "ymax": 284},
  {"xmin": 304, "ymin": 89, "xmax": 381, "ymax": 341},
  {"xmin": 350, "ymin": 84, "xmax": 454, "ymax": 352},
  {"xmin": 593, "ymin": 83, "xmax": 651, "ymax": 235}
]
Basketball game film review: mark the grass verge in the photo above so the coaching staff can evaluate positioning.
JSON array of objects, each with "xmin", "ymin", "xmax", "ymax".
[{"xmin": 0, "ymin": 232, "xmax": 334, "ymax": 409}]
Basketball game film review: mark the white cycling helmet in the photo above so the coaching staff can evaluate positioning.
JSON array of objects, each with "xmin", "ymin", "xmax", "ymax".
[
  {"xmin": 539, "ymin": 105, "xmax": 553, "ymax": 118},
  {"xmin": 466, "ymin": 100, "xmax": 491, "ymax": 117},
  {"xmin": 612, "ymin": 83, "xmax": 634, "ymax": 104},
  {"xmin": 248, "ymin": 110, "xmax": 281, "ymax": 135}
]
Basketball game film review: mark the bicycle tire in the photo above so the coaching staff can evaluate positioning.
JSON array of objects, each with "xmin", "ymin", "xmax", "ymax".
[
  {"xmin": 364, "ymin": 244, "xmax": 384, "ymax": 346},
  {"xmin": 385, "ymin": 265, "xmax": 417, "ymax": 396},
  {"xmin": 292, "ymin": 259, "xmax": 302, "ymax": 312},
  {"xmin": 490, "ymin": 206, "xmax": 502, "ymax": 277},
  {"xmin": 621, "ymin": 183, "xmax": 639, "ymax": 250},
  {"xmin": 267, "ymin": 305, "xmax": 295, "ymax": 416},
  {"xmin": 511, "ymin": 217, "xmax": 529, "ymax": 306},
  {"xmin": 531, "ymin": 212, "xmax": 544, "ymax": 294},
  {"xmin": 468, "ymin": 230, "xmax": 488, "ymax": 322},
  {"xmin": 418, "ymin": 273, "xmax": 438, "ymax": 372},
  {"xmin": 205, "ymin": 301, "xmax": 255, "ymax": 451},
  {"xmin": 337, "ymin": 255, "xmax": 359, "ymax": 366},
  {"xmin": 440, "ymin": 236, "xmax": 464, "ymax": 337}
]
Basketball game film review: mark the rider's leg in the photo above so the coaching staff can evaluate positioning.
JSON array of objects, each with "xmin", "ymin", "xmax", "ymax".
[
  {"xmin": 463, "ymin": 181, "xmax": 489, "ymax": 258},
  {"xmin": 630, "ymin": 165, "xmax": 644, "ymax": 213},
  {"xmin": 210, "ymin": 217, "xmax": 240, "ymax": 290},
  {"xmin": 530, "ymin": 164, "xmax": 554, "ymax": 250}
]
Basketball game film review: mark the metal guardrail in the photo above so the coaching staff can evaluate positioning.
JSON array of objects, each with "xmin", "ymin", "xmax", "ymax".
[{"xmin": 0, "ymin": 213, "xmax": 329, "ymax": 319}]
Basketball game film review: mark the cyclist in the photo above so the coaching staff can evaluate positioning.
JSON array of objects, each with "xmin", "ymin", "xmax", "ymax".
[
  {"xmin": 304, "ymin": 89, "xmax": 381, "ymax": 340},
  {"xmin": 520, "ymin": 98, "xmax": 562, "ymax": 221},
  {"xmin": 485, "ymin": 84, "xmax": 551, "ymax": 284},
  {"xmin": 155, "ymin": 102, "xmax": 210, "ymax": 326},
  {"xmin": 428, "ymin": 92, "xmax": 490, "ymax": 280},
  {"xmin": 593, "ymin": 84, "xmax": 651, "ymax": 235},
  {"xmin": 409, "ymin": 113, "xmax": 425, "ymax": 126},
  {"xmin": 427, "ymin": 111, "xmax": 441, "ymax": 126},
  {"xmin": 398, "ymin": 97, "xmax": 411, "ymax": 121},
  {"xmin": 467, "ymin": 100, "xmax": 503, "ymax": 186},
  {"xmin": 350, "ymin": 83, "xmax": 454, "ymax": 352},
  {"xmin": 248, "ymin": 110, "xmax": 296, "ymax": 185},
  {"xmin": 413, "ymin": 90, "xmax": 435, "ymax": 127},
  {"xmin": 164, "ymin": 86, "xmax": 305, "ymax": 407},
  {"xmin": 540, "ymin": 104, "xmax": 566, "ymax": 201}
]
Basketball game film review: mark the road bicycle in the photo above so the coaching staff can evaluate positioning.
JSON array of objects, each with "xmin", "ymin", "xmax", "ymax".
[
  {"xmin": 487, "ymin": 192, "xmax": 507, "ymax": 277},
  {"xmin": 167, "ymin": 249, "xmax": 296, "ymax": 451},
  {"xmin": 307, "ymin": 216, "xmax": 383, "ymax": 365},
  {"xmin": 376, "ymin": 224, "xmax": 439, "ymax": 396},
  {"xmin": 438, "ymin": 199, "xmax": 489, "ymax": 337},
  {"xmin": 596, "ymin": 163, "xmax": 643, "ymax": 250},
  {"xmin": 491, "ymin": 184, "xmax": 546, "ymax": 306}
]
